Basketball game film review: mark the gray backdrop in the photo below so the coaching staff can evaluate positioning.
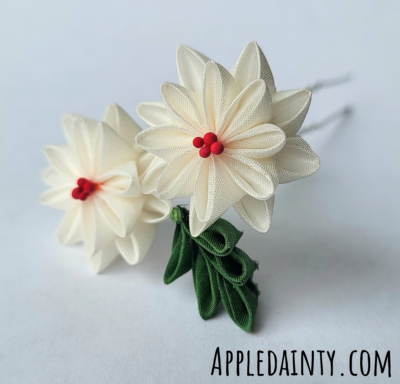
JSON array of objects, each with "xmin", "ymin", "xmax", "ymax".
[{"xmin": 1, "ymin": 0, "xmax": 399, "ymax": 383}]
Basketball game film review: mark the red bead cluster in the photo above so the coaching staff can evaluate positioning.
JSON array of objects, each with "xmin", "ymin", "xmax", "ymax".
[
  {"xmin": 193, "ymin": 132, "xmax": 224, "ymax": 158},
  {"xmin": 72, "ymin": 178, "xmax": 98, "ymax": 201}
]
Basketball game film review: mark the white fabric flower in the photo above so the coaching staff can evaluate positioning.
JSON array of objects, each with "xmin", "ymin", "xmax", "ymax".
[
  {"xmin": 41, "ymin": 105, "xmax": 171, "ymax": 273},
  {"xmin": 136, "ymin": 42, "xmax": 319, "ymax": 236}
]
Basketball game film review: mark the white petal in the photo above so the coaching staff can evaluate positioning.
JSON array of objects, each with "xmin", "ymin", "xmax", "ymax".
[
  {"xmin": 189, "ymin": 198, "xmax": 214, "ymax": 238},
  {"xmin": 271, "ymin": 90, "xmax": 312, "ymax": 137},
  {"xmin": 103, "ymin": 104, "xmax": 142, "ymax": 149},
  {"xmin": 116, "ymin": 221, "xmax": 156, "ymax": 265},
  {"xmin": 89, "ymin": 240, "xmax": 119, "ymax": 274},
  {"xmin": 44, "ymin": 145, "xmax": 80, "ymax": 180},
  {"xmin": 137, "ymin": 102, "xmax": 171, "ymax": 127},
  {"xmin": 219, "ymin": 79, "xmax": 272, "ymax": 140},
  {"xmin": 231, "ymin": 41, "xmax": 276, "ymax": 95},
  {"xmin": 139, "ymin": 194, "xmax": 172, "ymax": 224},
  {"xmin": 220, "ymin": 153, "xmax": 278, "ymax": 200},
  {"xmin": 41, "ymin": 185, "xmax": 75, "ymax": 210},
  {"xmin": 202, "ymin": 61, "xmax": 239, "ymax": 133},
  {"xmin": 58, "ymin": 201, "xmax": 83, "ymax": 245},
  {"xmin": 192, "ymin": 155, "xmax": 245, "ymax": 227},
  {"xmin": 42, "ymin": 167, "xmax": 70, "ymax": 187},
  {"xmin": 155, "ymin": 149, "xmax": 201, "ymax": 199},
  {"xmin": 224, "ymin": 123, "xmax": 286, "ymax": 158},
  {"xmin": 81, "ymin": 198, "xmax": 119, "ymax": 257},
  {"xmin": 94, "ymin": 192, "xmax": 145, "ymax": 238},
  {"xmin": 138, "ymin": 152, "xmax": 166, "ymax": 195},
  {"xmin": 177, "ymin": 45, "xmax": 210, "ymax": 94},
  {"xmin": 234, "ymin": 195, "xmax": 274, "ymax": 233},
  {"xmin": 62, "ymin": 114, "xmax": 80, "ymax": 144},
  {"xmin": 98, "ymin": 161, "xmax": 141, "ymax": 197},
  {"xmin": 135, "ymin": 124, "xmax": 194, "ymax": 162},
  {"xmin": 275, "ymin": 136, "xmax": 320, "ymax": 183},
  {"xmin": 161, "ymin": 82, "xmax": 205, "ymax": 136}
]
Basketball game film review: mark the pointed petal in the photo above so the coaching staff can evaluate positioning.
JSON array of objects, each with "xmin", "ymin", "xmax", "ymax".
[
  {"xmin": 276, "ymin": 136, "xmax": 320, "ymax": 183},
  {"xmin": 224, "ymin": 123, "xmax": 286, "ymax": 158},
  {"xmin": 116, "ymin": 221, "xmax": 156, "ymax": 265},
  {"xmin": 40, "ymin": 185, "xmax": 75, "ymax": 210},
  {"xmin": 220, "ymin": 153, "xmax": 278, "ymax": 200},
  {"xmin": 155, "ymin": 149, "xmax": 201, "ymax": 199},
  {"xmin": 135, "ymin": 124, "xmax": 194, "ymax": 162},
  {"xmin": 89, "ymin": 240, "xmax": 119, "ymax": 273},
  {"xmin": 137, "ymin": 102, "xmax": 171, "ymax": 127},
  {"xmin": 44, "ymin": 145, "xmax": 80, "ymax": 180},
  {"xmin": 231, "ymin": 41, "xmax": 276, "ymax": 95},
  {"xmin": 189, "ymin": 198, "xmax": 216, "ymax": 238},
  {"xmin": 202, "ymin": 61, "xmax": 239, "ymax": 133},
  {"xmin": 271, "ymin": 90, "xmax": 312, "ymax": 137},
  {"xmin": 137, "ymin": 152, "xmax": 166, "ymax": 195},
  {"xmin": 139, "ymin": 194, "xmax": 172, "ymax": 224},
  {"xmin": 234, "ymin": 195, "xmax": 274, "ymax": 233},
  {"xmin": 161, "ymin": 82, "xmax": 205, "ymax": 136},
  {"xmin": 177, "ymin": 44, "xmax": 210, "ymax": 94},
  {"xmin": 42, "ymin": 167, "xmax": 70, "ymax": 187},
  {"xmin": 58, "ymin": 201, "xmax": 83, "ymax": 245},
  {"xmin": 97, "ymin": 161, "xmax": 141, "ymax": 197},
  {"xmin": 220, "ymin": 79, "xmax": 272, "ymax": 140},
  {"xmin": 94, "ymin": 192, "xmax": 145, "ymax": 238},
  {"xmin": 103, "ymin": 104, "xmax": 142, "ymax": 149},
  {"xmin": 190, "ymin": 156, "xmax": 245, "ymax": 237},
  {"xmin": 81, "ymin": 199, "xmax": 118, "ymax": 257}
]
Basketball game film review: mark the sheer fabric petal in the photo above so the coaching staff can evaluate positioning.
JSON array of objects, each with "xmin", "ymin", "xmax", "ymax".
[
  {"xmin": 275, "ymin": 136, "xmax": 320, "ymax": 183},
  {"xmin": 202, "ymin": 61, "xmax": 239, "ymax": 133},
  {"xmin": 135, "ymin": 124, "xmax": 194, "ymax": 162},
  {"xmin": 137, "ymin": 102, "xmax": 171, "ymax": 127},
  {"xmin": 177, "ymin": 45, "xmax": 210, "ymax": 94},
  {"xmin": 103, "ymin": 104, "xmax": 142, "ymax": 150},
  {"xmin": 137, "ymin": 152, "xmax": 166, "ymax": 195},
  {"xmin": 116, "ymin": 221, "xmax": 156, "ymax": 265},
  {"xmin": 271, "ymin": 90, "xmax": 312, "ymax": 137},
  {"xmin": 220, "ymin": 153, "xmax": 278, "ymax": 200},
  {"xmin": 224, "ymin": 123, "xmax": 286, "ymax": 158},
  {"xmin": 139, "ymin": 194, "xmax": 172, "ymax": 224},
  {"xmin": 97, "ymin": 161, "xmax": 141, "ymax": 197},
  {"xmin": 40, "ymin": 185, "xmax": 75, "ymax": 210},
  {"xmin": 234, "ymin": 195, "xmax": 274, "ymax": 233},
  {"xmin": 57, "ymin": 201, "xmax": 82, "ymax": 245},
  {"xmin": 231, "ymin": 41, "xmax": 276, "ymax": 95},
  {"xmin": 219, "ymin": 80, "xmax": 272, "ymax": 140},
  {"xmin": 89, "ymin": 240, "xmax": 119, "ymax": 273},
  {"xmin": 42, "ymin": 167, "xmax": 70, "ymax": 187},
  {"xmin": 191, "ymin": 156, "xmax": 245, "ymax": 235},
  {"xmin": 161, "ymin": 82, "xmax": 205, "ymax": 136},
  {"xmin": 155, "ymin": 149, "xmax": 201, "ymax": 199}
]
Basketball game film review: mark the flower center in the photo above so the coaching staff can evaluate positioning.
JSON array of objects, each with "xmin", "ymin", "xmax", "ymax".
[
  {"xmin": 71, "ymin": 178, "xmax": 98, "ymax": 201},
  {"xmin": 193, "ymin": 132, "xmax": 224, "ymax": 158}
]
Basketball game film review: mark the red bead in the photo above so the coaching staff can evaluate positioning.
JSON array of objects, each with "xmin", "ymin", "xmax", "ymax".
[
  {"xmin": 83, "ymin": 181, "xmax": 96, "ymax": 193},
  {"xmin": 193, "ymin": 137, "xmax": 204, "ymax": 148},
  {"xmin": 77, "ymin": 178, "xmax": 88, "ymax": 188},
  {"xmin": 210, "ymin": 142, "xmax": 224, "ymax": 155},
  {"xmin": 203, "ymin": 132, "xmax": 218, "ymax": 146},
  {"xmin": 79, "ymin": 192, "xmax": 89, "ymax": 201},
  {"xmin": 199, "ymin": 146, "xmax": 211, "ymax": 158},
  {"xmin": 71, "ymin": 188, "xmax": 81, "ymax": 199}
]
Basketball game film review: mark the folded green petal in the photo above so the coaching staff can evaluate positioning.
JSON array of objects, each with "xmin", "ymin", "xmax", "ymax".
[{"xmin": 165, "ymin": 205, "xmax": 260, "ymax": 332}]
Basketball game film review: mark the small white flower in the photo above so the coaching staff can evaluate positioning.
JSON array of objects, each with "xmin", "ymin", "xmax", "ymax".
[
  {"xmin": 41, "ymin": 105, "xmax": 171, "ymax": 273},
  {"xmin": 136, "ymin": 42, "xmax": 319, "ymax": 236}
]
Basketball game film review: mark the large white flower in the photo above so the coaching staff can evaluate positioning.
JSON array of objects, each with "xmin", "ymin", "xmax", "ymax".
[
  {"xmin": 136, "ymin": 42, "xmax": 319, "ymax": 236},
  {"xmin": 41, "ymin": 105, "xmax": 171, "ymax": 272}
]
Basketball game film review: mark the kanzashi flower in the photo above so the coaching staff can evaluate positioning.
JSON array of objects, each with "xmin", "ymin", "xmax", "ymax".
[
  {"xmin": 41, "ymin": 105, "xmax": 171, "ymax": 272},
  {"xmin": 136, "ymin": 42, "xmax": 319, "ymax": 236}
]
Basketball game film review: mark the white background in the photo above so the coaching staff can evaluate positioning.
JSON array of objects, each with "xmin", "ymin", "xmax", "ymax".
[{"xmin": 1, "ymin": 0, "xmax": 399, "ymax": 383}]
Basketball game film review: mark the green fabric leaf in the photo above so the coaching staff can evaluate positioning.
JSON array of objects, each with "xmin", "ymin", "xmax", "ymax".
[{"xmin": 164, "ymin": 205, "xmax": 260, "ymax": 332}]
